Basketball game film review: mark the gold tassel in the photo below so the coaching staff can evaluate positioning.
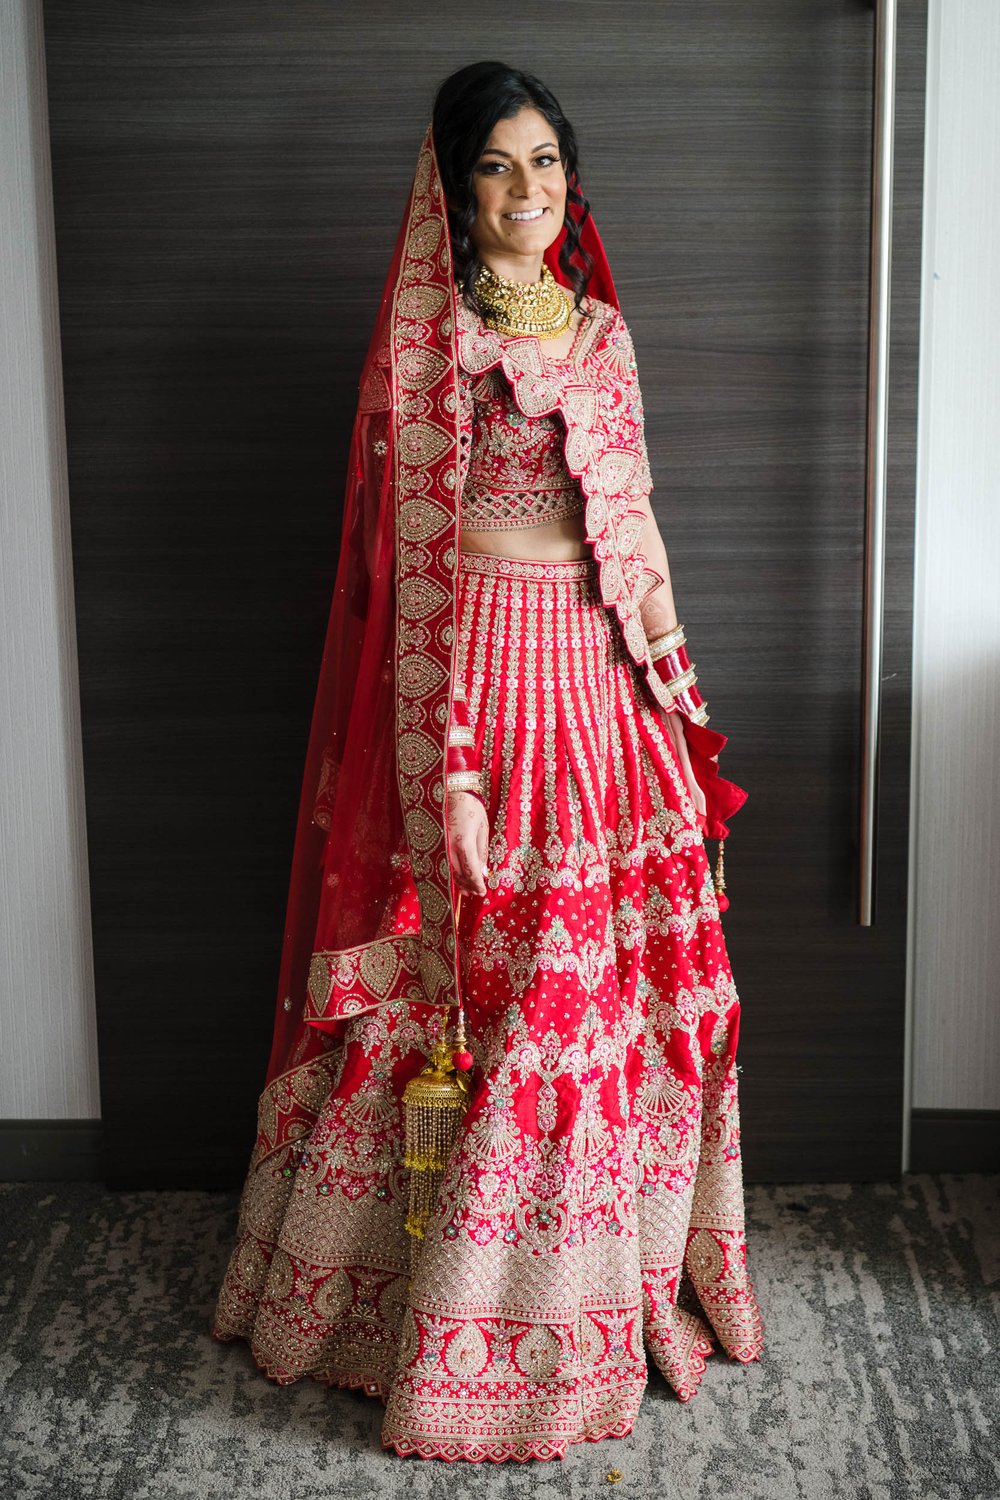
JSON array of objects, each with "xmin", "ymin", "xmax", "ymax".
[
  {"xmin": 402, "ymin": 892, "xmax": 472, "ymax": 1248},
  {"xmin": 713, "ymin": 836, "xmax": 726, "ymax": 896}
]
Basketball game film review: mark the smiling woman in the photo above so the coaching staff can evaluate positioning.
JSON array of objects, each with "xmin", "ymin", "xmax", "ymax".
[
  {"xmin": 211, "ymin": 59, "xmax": 762, "ymax": 1463},
  {"xmin": 467, "ymin": 118, "xmax": 569, "ymax": 284}
]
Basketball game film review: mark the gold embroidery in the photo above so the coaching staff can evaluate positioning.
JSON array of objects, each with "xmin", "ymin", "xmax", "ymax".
[
  {"xmin": 459, "ymin": 366, "xmax": 586, "ymax": 532},
  {"xmin": 214, "ymin": 128, "xmax": 763, "ymax": 1464}
]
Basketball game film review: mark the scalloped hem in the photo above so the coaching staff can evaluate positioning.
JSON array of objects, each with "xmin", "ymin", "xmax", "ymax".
[
  {"xmin": 210, "ymin": 1327, "xmax": 391, "ymax": 1399},
  {"xmin": 727, "ymin": 1340, "xmax": 766, "ymax": 1364},
  {"xmin": 699, "ymin": 1288, "xmax": 767, "ymax": 1371},
  {"xmin": 382, "ymin": 1416, "xmax": 635, "ymax": 1465},
  {"xmin": 670, "ymin": 1329, "xmax": 716, "ymax": 1403},
  {"xmin": 213, "ymin": 1320, "xmax": 763, "ymax": 1462}
]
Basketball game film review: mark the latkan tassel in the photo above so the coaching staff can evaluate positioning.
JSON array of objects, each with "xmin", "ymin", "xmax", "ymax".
[
  {"xmin": 714, "ymin": 836, "xmax": 730, "ymax": 913},
  {"xmin": 402, "ymin": 1026, "xmax": 470, "ymax": 1241},
  {"xmin": 402, "ymin": 892, "xmax": 474, "ymax": 1248}
]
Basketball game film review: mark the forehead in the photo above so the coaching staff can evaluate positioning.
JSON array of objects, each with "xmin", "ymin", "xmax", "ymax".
[{"xmin": 482, "ymin": 106, "xmax": 556, "ymax": 152}]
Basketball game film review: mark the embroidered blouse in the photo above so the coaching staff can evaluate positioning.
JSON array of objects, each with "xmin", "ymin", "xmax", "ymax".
[{"xmin": 457, "ymin": 296, "xmax": 653, "ymax": 534}]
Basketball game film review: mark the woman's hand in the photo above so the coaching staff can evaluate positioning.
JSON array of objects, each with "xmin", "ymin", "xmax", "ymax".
[
  {"xmin": 447, "ymin": 790, "xmax": 489, "ymax": 898},
  {"xmin": 665, "ymin": 711, "xmax": 709, "ymax": 821}
]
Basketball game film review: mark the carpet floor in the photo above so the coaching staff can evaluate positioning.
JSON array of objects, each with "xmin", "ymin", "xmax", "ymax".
[{"xmin": 1, "ymin": 1175, "xmax": 997, "ymax": 1500}]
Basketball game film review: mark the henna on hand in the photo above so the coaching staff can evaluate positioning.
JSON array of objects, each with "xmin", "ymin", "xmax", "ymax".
[{"xmin": 446, "ymin": 790, "xmax": 489, "ymax": 897}]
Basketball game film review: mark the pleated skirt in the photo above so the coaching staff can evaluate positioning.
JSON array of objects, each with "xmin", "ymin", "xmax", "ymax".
[{"xmin": 213, "ymin": 550, "xmax": 764, "ymax": 1463}]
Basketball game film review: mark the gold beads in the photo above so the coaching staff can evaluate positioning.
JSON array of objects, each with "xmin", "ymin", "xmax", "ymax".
[{"xmin": 714, "ymin": 838, "xmax": 726, "ymax": 895}]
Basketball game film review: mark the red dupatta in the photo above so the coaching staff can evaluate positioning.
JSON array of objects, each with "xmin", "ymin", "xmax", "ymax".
[{"xmin": 263, "ymin": 125, "xmax": 745, "ymax": 1091}]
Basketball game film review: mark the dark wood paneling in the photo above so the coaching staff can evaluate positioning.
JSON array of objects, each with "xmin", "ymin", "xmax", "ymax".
[
  {"xmin": 42, "ymin": 2, "xmax": 925, "ymax": 1186},
  {"xmin": 0, "ymin": 1121, "xmax": 104, "ymax": 1182},
  {"xmin": 910, "ymin": 1112, "xmax": 1000, "ymax": 1174}
]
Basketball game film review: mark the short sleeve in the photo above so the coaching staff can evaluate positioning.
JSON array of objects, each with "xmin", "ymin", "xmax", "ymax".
[{"xmin": 614, "ymin": 312, "xmax": 654, "ymax": 500}]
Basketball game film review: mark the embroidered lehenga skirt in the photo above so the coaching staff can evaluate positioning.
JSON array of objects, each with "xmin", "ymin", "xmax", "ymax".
[{"xmin": 213, "ymin": 551, "xmax": 764, "ymax": 1463}]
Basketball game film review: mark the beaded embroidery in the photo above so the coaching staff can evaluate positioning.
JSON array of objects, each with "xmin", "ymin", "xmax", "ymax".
[{"xmin": 459, "ymin": 368, "xmax": 586, "ymax": 532}]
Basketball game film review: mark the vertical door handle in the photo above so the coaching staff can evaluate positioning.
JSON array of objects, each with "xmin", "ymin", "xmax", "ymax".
[{"xmin": 859, "ymin": 0, "xmax": 898, "ymax": 926}]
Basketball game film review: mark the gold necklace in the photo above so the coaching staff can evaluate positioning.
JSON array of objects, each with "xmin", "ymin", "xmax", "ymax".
[{"xmin": 473, "ymin": 262, "xmax": 572, "ymax": 339}]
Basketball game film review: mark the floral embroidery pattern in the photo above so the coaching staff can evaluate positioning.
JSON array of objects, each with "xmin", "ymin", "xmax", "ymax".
[
  {"xmin": 214, "ymin": 555, "xmax": 764, "ymax": 1463},
  {"xmin": 212, "ymin": 127, "xmax": 762, "ymax": 1466},
  {"xmin": 459, "ymin": 368, "xmax": 586, "ymax": 531}
]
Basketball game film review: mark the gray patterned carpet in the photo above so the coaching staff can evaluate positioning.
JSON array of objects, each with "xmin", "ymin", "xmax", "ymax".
[{"xmin": 1, "ymin": 1175, "xmax": 998, "ymax": 1500}]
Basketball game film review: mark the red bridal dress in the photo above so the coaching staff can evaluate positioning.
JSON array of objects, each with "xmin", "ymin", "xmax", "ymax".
[{"xmin": 212, "ymin": 125, "xmax": 764, "ymax": 1463}]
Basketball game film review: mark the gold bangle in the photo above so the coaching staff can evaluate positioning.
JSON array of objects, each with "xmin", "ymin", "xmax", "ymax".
[
  {"xmin": 447, "ymin": 725, "xmax": 475, "ymax": 748},
  {"xmin": 664, "ymin": 665, "xmax": 698, "ymax": 696},
  {"xmin": 446, "ymin": 771, "xmax": 483, "ymax": 795},
  {"xmin": 647, "ymin": 623, "xmax": 686, "ymax": 661}
]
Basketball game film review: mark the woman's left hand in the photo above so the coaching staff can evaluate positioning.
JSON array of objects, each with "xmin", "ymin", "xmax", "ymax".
[
  {"xmin": 447, "ymin": 790, "xmax": 490, "ymax": 898},
  {"xmin": 665, "ymin": 710, "xmax": 708, "ymax": 821}
]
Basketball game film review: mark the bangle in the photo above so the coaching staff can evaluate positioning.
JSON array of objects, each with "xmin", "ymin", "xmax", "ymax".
[
  {"xmin": 447, "ymin": 682, "xmax": 483, "ymax": 794},
  {"xmin": 647, "ymin": 622, "xmax": 686, "ymax": 661},
  {"xmin": 447, "ymin": 770, "xmax": 484, "ymax": 796},
  {"xmin": 663, "ymin": 664, "xmax": 698, "ymax": 697},
  {"xmin": 651, "ymin": 640, "xmax": 710, "ymax": 724}
]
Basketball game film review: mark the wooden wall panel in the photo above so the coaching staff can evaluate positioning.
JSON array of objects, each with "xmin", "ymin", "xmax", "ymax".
[{"xmin": 42, "ymin": 1, "xmax": 925, "ymax": 1186}]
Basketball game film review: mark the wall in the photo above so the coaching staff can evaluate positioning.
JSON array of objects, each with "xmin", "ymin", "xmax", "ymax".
[
  {"xmin": 0, "ymin": 0, "xmax": 101, "ymax": 1129},
  {"xmin": 2, "ymin": 0, "xmax": 996, "ymax": 1169},
  {"xmin": 909, "ymin": 0, "xmax": 1000, "ymax": 1114}
]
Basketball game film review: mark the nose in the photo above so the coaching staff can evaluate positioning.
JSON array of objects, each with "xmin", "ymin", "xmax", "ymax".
[{"xmin": 508, "ymin": 166, "xmax": 542, "ymax": 199}]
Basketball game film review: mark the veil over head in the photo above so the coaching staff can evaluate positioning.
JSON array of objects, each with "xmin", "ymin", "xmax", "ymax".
[{"xmin": 263, "ymin": 124, "xmax": 744, "ymax": 1089}]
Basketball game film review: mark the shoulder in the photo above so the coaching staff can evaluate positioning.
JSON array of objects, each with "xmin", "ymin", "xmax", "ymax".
[
  {"xmin": 580, "ymin": 292, "xmax": 620, "ymax": 324},
  {"xmin": 577, "ymin": 292, "xmax": 627, "ymax": 330},
  {"xmin": 578, "ymin": 295, "xmax": 641, "ymax": 382},
  {"xmin": 453, "ymin": 292, "xmax": 498, "ymax": 377},
  {"xmin": 577, "ymin": 294, "xmax": 634, "ymax": 352}
]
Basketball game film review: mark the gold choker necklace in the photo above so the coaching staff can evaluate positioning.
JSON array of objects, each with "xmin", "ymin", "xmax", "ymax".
[{"xmin": 474, "ymin": 263, "xmax": 572, "ymax": 339}]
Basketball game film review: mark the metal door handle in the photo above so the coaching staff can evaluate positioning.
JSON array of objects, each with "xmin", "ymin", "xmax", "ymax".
[{"xmin": 859, "ymin": 0, "xmax": 898, "ymax": 926}]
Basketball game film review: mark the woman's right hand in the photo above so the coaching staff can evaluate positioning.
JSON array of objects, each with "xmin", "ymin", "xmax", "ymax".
[{"xmin": 447, "ymin": 790, "xmax": 489, "ymax": 898}]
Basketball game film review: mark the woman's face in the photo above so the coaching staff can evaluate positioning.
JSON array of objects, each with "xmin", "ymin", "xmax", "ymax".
[{"xmin": 468, "ymin": 106, "xmax": 567, "ymax": 275}]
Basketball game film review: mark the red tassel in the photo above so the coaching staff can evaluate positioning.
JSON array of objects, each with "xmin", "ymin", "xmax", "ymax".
[{"xmin": 679, "ymin": 717, "xmax": 749, "ymax": 842}]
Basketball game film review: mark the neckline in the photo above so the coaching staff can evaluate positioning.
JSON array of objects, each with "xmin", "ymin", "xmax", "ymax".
[
  {"xmin": 459, "ymin": 291, "xmax": 600, "ymax": 369},
  {"xmin": 536, "ymin": 304, "xmax": 589, "ymax": 366}
]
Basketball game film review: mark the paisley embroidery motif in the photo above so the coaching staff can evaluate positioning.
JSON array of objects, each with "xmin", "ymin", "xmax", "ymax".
[
  {"xmin": 213, "ymin": 130, "xmax": 762, "ymax": 1465},
  {"xmin": 211, "ymin": 553, "xmax": 764, "ymax": 1463}
]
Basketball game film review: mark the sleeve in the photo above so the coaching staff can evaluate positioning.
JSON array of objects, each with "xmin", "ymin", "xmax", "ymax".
[
  {"xmin": 446, "ymin": 368, "xmax": 485, "ymax": 803},
  {"xmin": 609, "ymin": 310, "xmax": 665, "ymax": 613},
  {"xmin": 616, "ymin": 312, "xmax": 749, "ymax": 867},
  {"xmin": 614, "ymin": 311, "xmax": 655, "ymax": 503}
]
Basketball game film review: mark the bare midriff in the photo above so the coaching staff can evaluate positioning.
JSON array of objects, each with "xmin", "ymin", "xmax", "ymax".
[{"xmin": 460, "ymin": 514, "xmax": 591, "ymax": 562}]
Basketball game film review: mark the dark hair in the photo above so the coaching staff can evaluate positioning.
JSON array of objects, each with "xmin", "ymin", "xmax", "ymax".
[{"xmin": 431, "ymin": 61, "xmax": 594, "ymax": 322}]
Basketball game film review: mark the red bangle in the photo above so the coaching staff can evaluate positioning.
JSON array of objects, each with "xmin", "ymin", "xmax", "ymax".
[
  {"xmin": 446, "ymin": 685, "xmax": 483, "ymax": 797},
  {"xmin": 651, "ymin": 641, "xmax": 709, "ymax": 724}
]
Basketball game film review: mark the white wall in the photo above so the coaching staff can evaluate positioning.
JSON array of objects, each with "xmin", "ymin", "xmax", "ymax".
[
  {"xmin": 909, "ymin": 0, "xmax": 1000, "ymax": 1110},
  {"xmin": 0, "ymin": 0, "xmax": 101, "ymax": 1118}
]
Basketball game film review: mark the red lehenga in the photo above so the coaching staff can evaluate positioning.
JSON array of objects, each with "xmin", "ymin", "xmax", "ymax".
[{"xmin": 212, "ymin": 124, "xmax": 764, "ymax": 1463}]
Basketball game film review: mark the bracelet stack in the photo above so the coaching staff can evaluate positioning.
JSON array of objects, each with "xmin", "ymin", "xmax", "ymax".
[
  {"xmin": 446, "ymin": 680, "xmax": 484, "ymax": 799},
  {"xmin": 647, "ymin": 623, "xmax": 710, "ymax": 726}
]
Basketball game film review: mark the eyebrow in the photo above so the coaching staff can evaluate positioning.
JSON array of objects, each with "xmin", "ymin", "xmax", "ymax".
[{"xmin": 479, "ymin": 141, "xmax": 559, "ymax": 158}]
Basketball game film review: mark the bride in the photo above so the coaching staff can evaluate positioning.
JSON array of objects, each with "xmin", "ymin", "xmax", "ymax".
[{"xmin": 212, "ymin": 58, "xmax": 764, "ymax": 1463}]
